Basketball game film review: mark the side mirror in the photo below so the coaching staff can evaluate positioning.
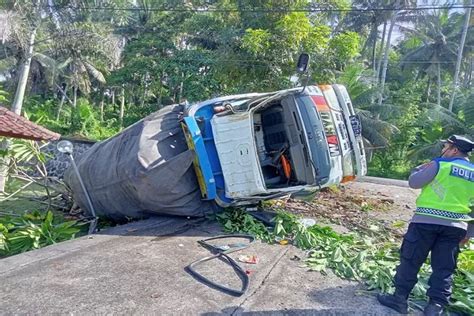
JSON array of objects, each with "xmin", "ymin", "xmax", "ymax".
[{"xmin": 296, "ymin": 53, "xmax": 310, "ymax": 73}]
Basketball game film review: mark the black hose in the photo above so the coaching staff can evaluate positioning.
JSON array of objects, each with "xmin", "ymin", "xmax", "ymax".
[{"xmin": 186, "ymin": 234, "xmax": 255, "ymax": 296}]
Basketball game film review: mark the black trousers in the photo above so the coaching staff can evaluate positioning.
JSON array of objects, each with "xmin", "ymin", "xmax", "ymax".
[{"xmin": 394, "ymin": 223, "xmax": 466, "ymax": 306}]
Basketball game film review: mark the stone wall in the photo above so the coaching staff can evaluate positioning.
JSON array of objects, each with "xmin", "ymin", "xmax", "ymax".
[{"xmin": 42, "ymin": 139, "xmax": 96, "ymax": 178}]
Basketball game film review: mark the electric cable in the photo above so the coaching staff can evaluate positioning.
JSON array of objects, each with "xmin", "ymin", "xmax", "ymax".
[{"xmin": 42, "ymin": 4, "xmax": 474, "ymax": 13}]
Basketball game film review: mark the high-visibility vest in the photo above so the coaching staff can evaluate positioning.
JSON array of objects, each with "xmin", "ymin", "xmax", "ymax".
[{"xmin": 415, "ymin": 158, "xmax": 474, "ymax": 221}]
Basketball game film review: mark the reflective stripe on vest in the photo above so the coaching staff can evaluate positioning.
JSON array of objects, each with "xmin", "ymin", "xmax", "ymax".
[{"xmin": 415, "ymin": 158, "xmax": 474, "ymax": 221}]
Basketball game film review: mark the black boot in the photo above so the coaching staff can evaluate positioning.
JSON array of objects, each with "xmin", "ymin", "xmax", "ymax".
[
  {"xmin": 423, "ymin": 301, "xmax": 444, "ymax": 316},
  {"xmin": 377, "ymin": 293, "xmax": 408, "ymax": 314}
]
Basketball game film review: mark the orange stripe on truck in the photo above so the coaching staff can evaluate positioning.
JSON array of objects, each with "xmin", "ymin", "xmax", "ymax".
[{"xmin": 310, "ymin": 95, "xmax": 330, "ymax": 111}]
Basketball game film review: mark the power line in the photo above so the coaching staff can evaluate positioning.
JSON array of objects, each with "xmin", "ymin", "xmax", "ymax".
[
  {"xmin": 43, "ymin": 4, "xmax": 474, "ymax": 13},
  {"xmin": 97, "ymin": 56, "xmax": 461, "ymax": 67}
]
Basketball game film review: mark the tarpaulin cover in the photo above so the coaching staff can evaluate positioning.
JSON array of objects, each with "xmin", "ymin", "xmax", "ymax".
[{"xmin": 64, "ymin": 104, "xmax": 213, "ymax": 219}]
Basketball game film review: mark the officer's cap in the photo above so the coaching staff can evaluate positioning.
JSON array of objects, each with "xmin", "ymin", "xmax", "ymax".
[{"xmin": 442, "ymin": 135, "xmax": 474, "ymax": 154}]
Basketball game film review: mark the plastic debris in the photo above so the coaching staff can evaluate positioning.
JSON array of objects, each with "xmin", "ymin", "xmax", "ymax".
[
  {"xmin": 238, "ymin": 255, "xmax": 259, "ymax": 264},
  {"xmin": 298, "ymin": 218, "xmax": 316, "ymax": 227},
  {"xmin": 274, "ymin": 236, "xmax": 289, "ymax": 245}
]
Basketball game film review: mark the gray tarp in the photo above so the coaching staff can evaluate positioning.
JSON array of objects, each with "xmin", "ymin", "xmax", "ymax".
[{"xmin": 64, "ymin": 104, "xmax": 213, "ymax": 220}]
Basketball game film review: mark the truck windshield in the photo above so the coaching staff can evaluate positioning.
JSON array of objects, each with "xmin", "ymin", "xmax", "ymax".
[{"xmin": 294, "ymin": 95, "xmax": 331, "ymax": 186}]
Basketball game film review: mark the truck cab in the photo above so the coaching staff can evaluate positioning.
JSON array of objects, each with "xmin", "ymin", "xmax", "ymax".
[{"xmin": 182, "ymin": 85, "xmax": 366, "ymax": 207}]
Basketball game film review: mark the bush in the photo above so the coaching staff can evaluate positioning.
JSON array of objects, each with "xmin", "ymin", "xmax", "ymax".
[{"xmin": 0, "ymin": 210, "xmax": 82, "ymax": 257}]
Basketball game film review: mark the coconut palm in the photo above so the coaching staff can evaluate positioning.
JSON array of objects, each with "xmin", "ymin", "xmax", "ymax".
[
  {"xmin": 376, "ymin": 0, "xmax": 419, "ymax": 106},
  {"xmin": 342, "ymin": 0, "xmax": 395, "ymax": 74},
  {"xmin": 337, "ymin": 64, "xmax": 399, "ymax": 148},
  {"xmin": 0, "ymin": 0, "xmax": 43, "ymax": 115},
  {"xmin": 448, "ymin": 3, "xmax": 472, "ymax": 112},
  {"xmin": 399, "ymin": 10, "xmax": 472, "ymax": 108}
]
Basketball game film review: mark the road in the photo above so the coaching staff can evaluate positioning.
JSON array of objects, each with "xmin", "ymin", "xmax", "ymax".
[{"xmin": 0, "ymin": 181, "xmax": 420, "ymax": 315}]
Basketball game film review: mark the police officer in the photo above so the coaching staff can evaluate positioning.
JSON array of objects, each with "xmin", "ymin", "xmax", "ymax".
[{"xmin": 377, "ymin": 135, "xmax": 474, "ymax": 315}]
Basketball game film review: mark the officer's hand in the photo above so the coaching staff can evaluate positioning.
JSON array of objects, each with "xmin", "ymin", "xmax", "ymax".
[
  {"xmin": 414, "ymin": 162, "xmax": 433, "ymax": 172},
  {"xmin": 460, "ymin": 237, "xmax": 470, "ymax": 247}
]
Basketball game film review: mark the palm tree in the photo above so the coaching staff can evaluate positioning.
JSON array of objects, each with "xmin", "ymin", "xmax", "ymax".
[
  {"xmin": 377, "ymin": 9, "xmax": 399, "ymax": 106},
  {"xmin": 0, "ymin": 1, "xmax": 118, "ymax": 191},
  {"xmin": 448, "ymin": 2, "xmax": 472, "ymax": 112},
  {"xmin": 338, "ymin": 64, "xmax": 399, "ymax": 149},
  {"xmin": 377, "ymin": 0, "xmax": 418, "ymax": 106},
  {"xmin": 0, "ymin": 0, "xmax": 42, "ymax": 115},
  {"xmin": 342, "ymin": 0, "xmax": 394, "ymax": 78},
  {"xmin": 399, "ymin": 10, "xmax": 467, "ymax": 107},
  {"xmin": 0, "ymin": 0, "xmax": 41, "ymax": 193},
  {"xmin": 407, "ymin": 104, "xmax": 473, "ymax": 162}
]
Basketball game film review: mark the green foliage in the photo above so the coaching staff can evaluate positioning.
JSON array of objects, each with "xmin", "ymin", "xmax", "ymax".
[
  {"xmin": 24, "ymin": 98, "xmax": 67, "ymax": 132},
  {"xmin": 0, "ymin": 210, "xmax": 82, "ymax": 257},
  {"xmin": 328, "ymin": 31, "xmax": 360, "ymax": 69},
  {"xmin": 10, "ymin": 140, "xmax": 47, "ymax": 165},
  {"xmin": 215, "ymin": 208, "xmax": 271, "ymax": 241},
  {"xmin": 368, "ymin": 98, "xmax": 422, "ymax": 179},
  {"xmin": 23, "ymin": 97, "xmax": 118, "ymax": 140},
  {"xmin": 0, "ymin": 85, "xmax": 8, "ymax": 103},
  {"xmin": 0, "ymin": 0, "xmax": 471, "ymax": 167},
  {"xmin": 241, "ymin": 29, "xmax": 272, "ymax": 55},
  {"xmin": 74, "ymin": 109, "xmax": 118, "ymax": 141},
  {"xmin": 216, "ymin": 208, "xmax": 474, "ymax": 314}
]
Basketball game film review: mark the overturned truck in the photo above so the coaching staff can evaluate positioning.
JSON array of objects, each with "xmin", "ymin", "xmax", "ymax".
[
  {"xmin": 64, "ymin": 105, "xmax": 214, "ymax": 220},
  {"xmin": 65, "ymin": 84, "xmax": 366, "ymax": 219}
]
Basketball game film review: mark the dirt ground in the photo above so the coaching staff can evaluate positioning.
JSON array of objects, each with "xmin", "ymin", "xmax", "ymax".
[{"xmin": 282, "ymin": 181, "xmax": 420, "ymax": 238}]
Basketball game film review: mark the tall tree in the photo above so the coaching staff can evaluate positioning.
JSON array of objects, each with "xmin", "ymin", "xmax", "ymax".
[
  {"xmin": 400, "ymin": 10, "xmax": 469, "ymax": 107},
  {"xmin": 448, "ymin": 1, "xmax": 472, "ymax": 112},
  {"xmin": 7, "ymin": 0, "xmax": 41, "ymax": 115},
  {"xmin": 377, "ymin": 0, "xmax": 419, "ymax": 105},
  {"xmin": 378, "ymin": 9, "xmax": 399, "ymax": 106}
]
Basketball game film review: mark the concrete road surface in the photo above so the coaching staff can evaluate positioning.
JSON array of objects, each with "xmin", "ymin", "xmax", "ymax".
[{"xmin": 0, "ymin": 216, "xmax": 402, "ymax": 315}]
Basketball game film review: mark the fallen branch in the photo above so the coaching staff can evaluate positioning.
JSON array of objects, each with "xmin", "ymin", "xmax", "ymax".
[
  {"xmin": 26, "ymin": 197, "xmax": 69, "ymax": 210},
  {"xmin": 0, "ymin": 180, "xmax": 34, "ymax": 202},
  {"xmin": 0, "ymin": 211, "xmax": 22, "ymax": 217}
]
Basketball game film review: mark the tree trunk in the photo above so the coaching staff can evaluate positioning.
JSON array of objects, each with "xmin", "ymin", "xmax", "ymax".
[
  {"xmin": 0, "ymin": 139, "xmax": 10, "ymax": 193},
  {"xmin": 11, "ymin": 27, "xmax": 37, "ymax": 115},
  {"xmin": 141, "ymin": 87, "xmax": 146, "ymax": 108},
  {"xmin": 448, "ymin": 2, "xmax": 471, "ymax": 112},
  {"xmin": 178, "ymin": 72, "xmax": 184, "ymax": 103},
  {"xmin": 371, "ymin": 29, "xmax": 377, "ymax": 74},
  {"xmin": 111, "ymin": 89, "xmax": 116, "ymax": 111},
  {"xmin": 119, "ymin": 85, "xmax": 125, "ymax": 129},
  {"xmin": 1, "ymin": 5, "xmax": 39, "ymax": 192},
  {"xmin": 463, "ymin": 57, "xmax": 472, "ymax": 87},
  {"xmin": 56, "ymin": 84, "xmax": 68, "ymax": 121},
  {"xmin": 361, "ymin": 18, "xmax": 377, "ymax": 61},
  {"xmin": 437, "ymin": 62, "xmax": 441, "ymax": 107},
  {"xmin": 376, "ymin": 21, "xmax": 387, "ymax": 84},
  {"xmin": 73, "ymin": 85, "xmax": 77, "ymax": 108},
  {"xmin": 100, "ymin": 93, "xmax": 104, "ymax": 122},
  {"xmin": 378, "ymin": 13, "xmax": 398, "ymax": 106},
  {"xmin": 467, "ymin": 57, "xmax": 473, "ymax": 87},
  {"xmin": 425, "ymin": 78, "xmax": 432, "ymax": 103}
]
